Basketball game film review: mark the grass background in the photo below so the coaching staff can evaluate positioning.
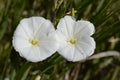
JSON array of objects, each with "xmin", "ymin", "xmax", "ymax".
[{"xmin": 0, "ymin": 0, "xmax": 120, "ymax": 80}]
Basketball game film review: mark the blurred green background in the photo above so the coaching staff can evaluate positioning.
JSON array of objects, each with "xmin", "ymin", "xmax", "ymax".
[{"xmin": 0, "ymin": 0, "xmax": 120, "ymax": 80}]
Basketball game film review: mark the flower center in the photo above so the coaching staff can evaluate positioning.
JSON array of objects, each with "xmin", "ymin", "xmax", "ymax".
[
  {"xmin": 68, "ymin": 38, "xmax": 77, "ymax": 45},
  {"xmin": 29, "ymin": 38, "xmax": 38, "ymax": 46}
]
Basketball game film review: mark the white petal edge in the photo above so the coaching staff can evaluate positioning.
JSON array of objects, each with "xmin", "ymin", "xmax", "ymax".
[
  {"xmin": 73, "ymin": 20, "xmax": 95, "ymax": 37},
  {"xmin": 77, "ymin": 36, "xmax": 96, "ymax": 57},
  {"xmin": 56, "ymin": 16, "xmax": 75, "ymax": 38},
  {"xmin": 57, "ymin": 45, "xmax": 75, "ymax": 61}
]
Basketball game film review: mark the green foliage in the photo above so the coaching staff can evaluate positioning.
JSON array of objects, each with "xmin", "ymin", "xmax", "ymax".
[{"xmin": 0, "ymin": 0, "xmax": 120, "ymax": 80}]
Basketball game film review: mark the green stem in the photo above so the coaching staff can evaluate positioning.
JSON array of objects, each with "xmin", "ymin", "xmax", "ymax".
[{"xmin": 71, "ymin": 8, "xmax": 75, "ymax": 17}]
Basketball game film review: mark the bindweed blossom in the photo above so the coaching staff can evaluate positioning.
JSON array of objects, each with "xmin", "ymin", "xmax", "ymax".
[
  {"xmin": 12, "ymin": 17, "xmax": 59, "ymax": 62},
  {"xmin": 56, "ymin": 16, "xmax": 96, "ymax": 62}
]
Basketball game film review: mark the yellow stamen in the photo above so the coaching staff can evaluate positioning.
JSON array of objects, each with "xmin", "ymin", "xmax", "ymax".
[
  {"xmin": 29, "ymin": 38, "xmax": 38, "ymax": 46},
  {"xmin": 68, "ymin": 38, "xmax": 77, "ymax": 45}
]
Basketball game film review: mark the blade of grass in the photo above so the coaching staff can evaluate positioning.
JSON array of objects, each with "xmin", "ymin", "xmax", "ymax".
[{"xmin": 14, "ymin": 62, "xmax": 32, "ymax": 80}]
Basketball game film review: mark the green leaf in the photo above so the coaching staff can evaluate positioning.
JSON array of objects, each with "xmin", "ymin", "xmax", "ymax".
[{"xmin": 14, "ymin": 62, "xmax": 32, "ymax": 80}]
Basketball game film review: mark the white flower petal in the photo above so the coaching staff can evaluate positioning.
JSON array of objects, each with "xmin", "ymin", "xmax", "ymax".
[
  {"xmin": 29, "ymin": 17, "xmax": 46, "ymax": 33},
  {"xmin": 19, "ymin": 47, "xmax": 40, "ymax": 62},
  {"xmin": 72, "ymin": 47, "xmax": 86, "ymax": 61},
  {"xmin": 37, "ymin": 46, "xmax": 54, "ymax": 61},
  {"xmin": 13, "ymin": 24, "xmax": 30, "ymax": 40},
  {"xmin": 56, "ymin": 16, "xmax": 75, "ymax": 38},
  {"xmin": 12, "ymin": 36, "xmax": 31, "ymax": 52},
  {"xmin": 73, "ymin": 20, "xmax": 95, "ymax": 37},
  {"xmin": 20, "ymin": 18, "xmax": 34, "ymax": 37},
  {"xmin": 77, "ymin": 36, "xmax": 95, "ymax": 56},
  {"xmin": 57, "ymin": 43, "xmax": 89, "ymax": 62},
  {"xmin": 38, "ymin": 32, "xmax": 59, "ymax": 55},
  {"xmin": 56, "ymin": 30, "xmax": 68, "ymax": 49},
  {"xmin": 35, "ymin": 20, "xmax": 55, "ymax": 39},
  {"xmin": 13, "ymin": 17, "xmax": 58, "ymax": 62},
  {"xmin": 81, "ymin": 36, "xmax": 96, "ymax": 50},
  {"xmin": 58, "ymin": 45, "xmax": 75, "ymax": 61}
]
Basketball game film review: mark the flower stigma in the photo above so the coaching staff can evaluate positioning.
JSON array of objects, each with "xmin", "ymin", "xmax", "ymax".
[
  {"xmin": 68, "ymin": 38, "xmax": 77, "ymax": 45},
  {"xmin": 29, "ymin": 38, "xmax": 38, "ymax": 46}
]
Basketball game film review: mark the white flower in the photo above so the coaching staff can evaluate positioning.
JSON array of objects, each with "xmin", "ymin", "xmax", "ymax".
[
  {"xmin": 12, "ymin": 17, "xmax": 59, "ymax": 62},
  {"xmin": 56, "ymin": 16, "xmax": 96, "ymax": 62}
]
